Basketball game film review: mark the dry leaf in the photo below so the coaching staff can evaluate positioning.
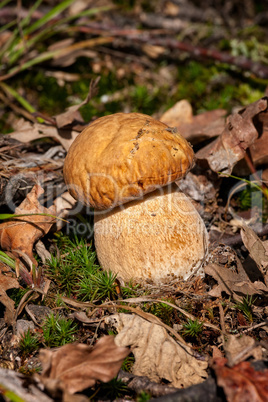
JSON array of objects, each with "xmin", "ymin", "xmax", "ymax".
[
  {"xmin": 160, "ymin": 99, "xmax": 193, "ymax": 126},
  {"xmin": 240, "ymin": 225, "xmax": 268, "ymax": 286},
  {"xmin": 55, "ymin": 78, "xmax": 100, "ymax": 128},
  {"xmin": 0, "ymin": 184, "xmax": 56, "ymax": 264},
  {"xmin": 204, "ymin": 262, "xmax": 268, "ymax": 302},
  {"xmin": 176, "ymin": 171, "xmax": 217, "ymax": 202},
  {"xmin": 0, "ymin": 266, "xmax": 19, "ymax": 325},
  {"xmin": 8, "ymin": 119, "xmax": 80, "ymax": 151},
  {"xmin": 38, "ymin": 336, "xmax": 129, "ymax": 396},
  {"xmin": 251, "ymin": 129, "xmax": 268, "ymax": 166},
  {"xmin": 212, "ymin": 358, "xmax": 268, "ymax": 402},
  {"xmin": 196, "ymin": 97, "xmax": 268, "ymax": 173},
  {"xmin": 106, "ymin": 313, "xmax": 208, "ymax": 388},
  {"xmin": 250, "ymin": 110, "xmax": 268, "ymax": 166},
  {"xmin": 160, "ymin": 100, "xmax": 226, "ymax": 144},
  {"xmin": 8, "ymin": 80, "xmax": 100, "ymax": 149},
  {"xmin": 223, "ymin": 334, "xmax": 263, "ymax": 367}
]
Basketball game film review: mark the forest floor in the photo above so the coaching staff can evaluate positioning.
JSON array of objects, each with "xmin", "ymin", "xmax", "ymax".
[{"xmin": 0, "ymin": 1, "xmax": 268, "ymax": 401}]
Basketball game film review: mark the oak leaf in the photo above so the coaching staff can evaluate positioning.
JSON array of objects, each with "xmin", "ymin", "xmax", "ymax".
[
  {"xmin": 38, "ymin": 336, "xmax": 129, "ymax": 396},
  {"xmin": 106, "ymin": 313, "xmax": 208, "ymax": 388},
  {"xmin": 212, "ymin": 358, "xmax": 268, "ymax": 402},
  {"xmin": 0, "ymin": 266, "xmax": 19, "ymax": 325},
  {"xmin": 0, "ymin": 185, "xmax": 56, "ymax": 265}
]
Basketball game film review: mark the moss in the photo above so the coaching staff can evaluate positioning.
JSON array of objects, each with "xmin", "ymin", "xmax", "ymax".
[{"xmin": 175, "ymin": 60, "xmax": 266, "ymax": 113}]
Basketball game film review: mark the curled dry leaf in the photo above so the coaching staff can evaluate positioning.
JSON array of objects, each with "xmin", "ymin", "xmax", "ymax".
[
  {"xmin": 0, "ymin": 266, "xmax": 19, "ymax": 325},
  {"xmin": 223, "ymin": 334, "xmax": 263, "ymax": 367},
  {"xmin": 0, "ymin": 184, "xmax": 56, "ymax": 265},
  {"xmin": 38, "ymin": 336, "xmax": 129, "ymax": 396},
  {"xmin": 240, "ymin": 224, "xmax": 268, "ymax": 286},
  {"xmin": 55, "ymin": 78, "xmax": 100, "ymax": 128},
  {"xmin": 204, "ymin": 262, "xmax": 268, "ymax": 302},
  {"xmin": 7, "ymin": 79, "xmax": 100, "ymax": 150},
  {"xmin": 106, "ymin": 313, "xmax": 208, "ymax": 388},
  {"xmin": 8, "ymin": 119, "xmax": 80, "ymax": 151},
  {"xmin": 212, "ymin": 358, "xmax": 268, "ymax": 402},
  {"xmin": 196, "ymin": 97, "xmax": 268, "ymax": 173}
]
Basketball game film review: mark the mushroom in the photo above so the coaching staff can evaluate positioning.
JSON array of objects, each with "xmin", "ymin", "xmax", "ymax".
[{"xmin": 63, "ymin": 113, "xmax": 208, "ymax": 283}]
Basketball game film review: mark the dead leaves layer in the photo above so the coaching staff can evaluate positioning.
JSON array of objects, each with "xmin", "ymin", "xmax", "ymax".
[
  {"xmin": 196, "ymin": 97, "xmax": 268, "ymax": 173},
  {"xmin": 205, "ymin": 224, "xmax": 268, "ymax": 301}
]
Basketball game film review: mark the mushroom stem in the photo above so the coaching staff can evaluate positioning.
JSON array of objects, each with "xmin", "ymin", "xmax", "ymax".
[{"xmin": 94, "ymin": 184, "xmax": 208, "ymax": 284}]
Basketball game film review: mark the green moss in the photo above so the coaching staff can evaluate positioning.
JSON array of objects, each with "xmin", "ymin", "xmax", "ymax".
[
  {"xmin": 145, "ymin": 300, "xmax": 174, "ymax": 325},
  {"xmin": 175, "ymin": 60, "xmax": 266, "ymax": 113},
  {"xmin": 21, "ymin": 71, "xmax": 69, "ymax": 115},
  {"xmin": 42, "ymin": 312, "xmax": 78, "ymax": 347}
]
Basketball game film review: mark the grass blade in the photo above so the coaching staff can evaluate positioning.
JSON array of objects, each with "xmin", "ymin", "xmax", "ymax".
[
  {"xmin": 0, "ymin": 0, "xmax": 13, "ymax": 7},
  {"xmin": 0, "ymin": 82, "xmax": 36, "ymax": 113},
  {"xmin": 0, "ymin": 212, "xmax": 68, "ymax": 223},
  {"xmin": 24, "ymin": 0, "xmax": 74, "ymax": 35}
]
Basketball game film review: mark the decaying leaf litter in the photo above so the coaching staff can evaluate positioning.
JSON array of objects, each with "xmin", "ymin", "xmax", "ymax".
[{"xmin": 1, "ymin": 1, "xmax": 268, "ymax": 401}]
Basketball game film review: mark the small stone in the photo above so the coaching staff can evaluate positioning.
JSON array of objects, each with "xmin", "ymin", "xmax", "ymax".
[{"xmin": 16, "ymin": 320, "xmax": 34, "ymax": 337}]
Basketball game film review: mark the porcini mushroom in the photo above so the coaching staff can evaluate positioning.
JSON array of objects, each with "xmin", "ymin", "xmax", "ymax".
[{"xmin": 63, "ymin": 113, "xmax": 208, "ymax": 283}]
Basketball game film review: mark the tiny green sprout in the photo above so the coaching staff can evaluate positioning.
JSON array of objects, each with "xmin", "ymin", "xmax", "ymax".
[
  {"xmin": 78, "ymin": 270, "xmax": 118, "ymax": 301},
  {"xmin": 121, "ymin": 355, "xmax": 135, "ymax": 372},
  {"xmin": 42, "ymin": 313, "xmax": 77, "ymax": 347},
  {"xmin": 97, "ymin": 378, "xmax": 129, "ymax": 400},
  {"xmin": 235, "ymin": 295, "xmax": 256, "ymax": 323},
  {"xmin": 205, "ymin": 307, "xmax": 214, "ymax": 321},
  {"xmin": 147, "ymin": 300, "xmax": 174, "ymax": 325},
  {"xmin": 137, "ymin": 391, "xmax": 152, "ymax": 402},
  {"xmin": 19, "ymin": 329, "xmax": 40, "ymax": 357},
  {"xmin": 182, "ymin": 319, "xmax": 203, "ymax": 339}
]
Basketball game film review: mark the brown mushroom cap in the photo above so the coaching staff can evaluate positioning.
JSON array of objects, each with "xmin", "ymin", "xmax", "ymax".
[{"xmin": 63, "ymin": 113, "xmax": 194, "ymax": 210}]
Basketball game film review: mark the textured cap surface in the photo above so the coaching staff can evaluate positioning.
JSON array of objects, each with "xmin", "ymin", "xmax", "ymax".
[{"xmin": 63, "ymin": 113, "xmax": 194, "ymax": 210}]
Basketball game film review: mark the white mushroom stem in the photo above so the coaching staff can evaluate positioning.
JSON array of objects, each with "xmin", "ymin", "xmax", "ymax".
[{"xmin": 94, "ymin": 184, "xmax": 208, "ymax": 284}]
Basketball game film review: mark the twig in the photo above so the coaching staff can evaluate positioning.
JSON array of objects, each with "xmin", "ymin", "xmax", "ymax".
[
  {"xmin": 218, "ymin": 302, "xmax": 226, "ymax": 335},
  {"xmin": 237, "ymin": 319, "xmax": 268, "ymax": 336},
  {"xmin": 76, "ymin": 23, "xmax": 268, "ymax": 79},
  {"xmin": 118, "ymin": 370, "xmax": 179, "ymax": 398}
]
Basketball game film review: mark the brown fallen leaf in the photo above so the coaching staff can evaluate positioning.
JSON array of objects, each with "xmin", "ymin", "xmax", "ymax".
[
  {"xmin": 7, "ymin": 79, "xmax": 100, "ymax": 150},
  {"xmin": 240, "ymin": 224, "xmax": 268, "ymax": 286},
  {"xmin": 212, "ymin": 358, "xmax": 268, "ymax": 402},
  {"xmin": 204, "ymin": 261, "xmax": 268, "ymax": 302},
  {"xmin": 250, "ymin": 110, "xmax": 268, "ymax": 166},
  {"xmin": 196, "ymin": 97, "xmax": 268, "ymax": 173},
  {"xmin": 223, "ymin": 334, "xmax": 263, "ymax": 367},
  {"xmin": 0, "ymin": 265, "xmax": 19, "ymax": 325},
  {"xmin": 55, "ymin": 78, "xmax": 100, "ymax": 128},
  {"xmin": 38, "ymin": 336, "xmax": 129, "ymax": 396},
  {"xmin": 8, "ymin": 119, "xmax": 80, "ymax": 151},
  {"xmin": 160, "ymin": 99, "xmax": 226, "ymax": 144},
  {"xmin": 106, "ymin": 313, "xmax": 208, "ymax": 388},
  {"xmin": 0, "ymin": 184, "xmax": 56, "ymax": 265}
]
